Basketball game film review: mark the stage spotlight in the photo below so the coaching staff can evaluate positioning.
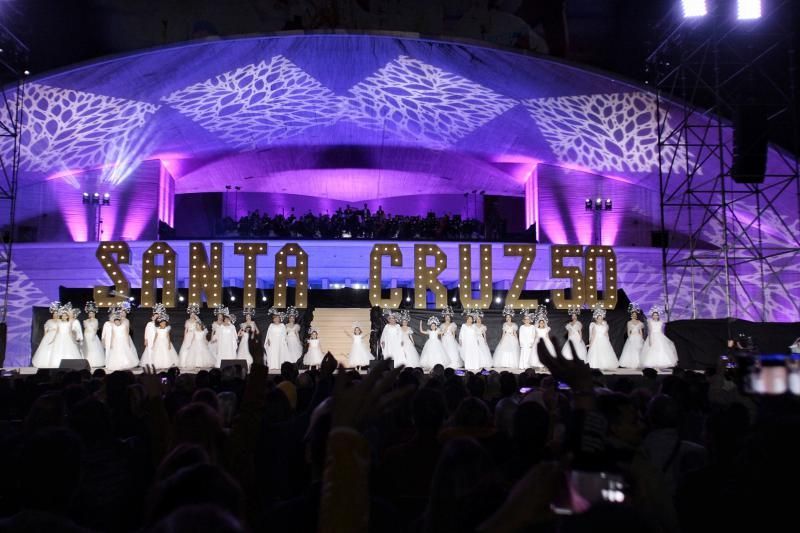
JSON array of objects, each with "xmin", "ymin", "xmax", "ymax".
[
  {"xmin": 178, "ymin": 295, "xmax": 185, "ymax": 302},
  {"xmin": 495, "ymin": 296, "xmax": 502, "ymax": 303},
  {"xmin": 405, "ymin": 296, "xmax": 411, "ymax": 302},
  {"xmin": 93, "ymin": 192, "xmax": 100, "ymax": 205},
  {"xmin": 604, "ymin": 198, "xmax": 613, "ymax": 210},
  {"xmin": 82, "ymin": 192, "xmax": 90, "ymax": 204},
  {"xmin": 595, "ymin": 198, "xmax": 602, "ymax": 207},
  {"xmin": 230, "ymin": 295, "xmax": 236, "ymax": 302},
  {"xmin": 681, "ymin": 0, "xmax": 707, "ymax": 18},
  {"xmin": 128, "ymin": 296, "xmax": 135, "ymax": 302},
  {"xmin": 585, "ymin": 198, "xmax": 592, "ymax": 211},
  {"xmin": 451, "ymin": 296, "xmax": 457, "ymax": 303},
  {"xmin": 545, "ymin": 298, "xmax": 551, "ymax": 303},
  {"xmin": 262, "ymin": 295, "xmax": 268, "ymax": 302},
  {"xmin": 23, "ymin": 70, "xmax": 30, "ymax": 76},
  {"xmin": 737, "ymin": 0, "xmax": 761, "ymax": 20},
  {"xmin": 102, "ymin": 192, "xmax": 111, "ymax": 205}
]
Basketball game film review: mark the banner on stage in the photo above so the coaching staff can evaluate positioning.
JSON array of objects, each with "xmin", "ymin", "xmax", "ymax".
[{"xmin": 93, "ymin": 241, "xmax": 618, "ymax": 311}]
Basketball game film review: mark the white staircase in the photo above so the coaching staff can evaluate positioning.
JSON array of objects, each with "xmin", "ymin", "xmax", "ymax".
[{"xmin": 309, "ymin": 308, "xmax": 372, "ymax": 365}]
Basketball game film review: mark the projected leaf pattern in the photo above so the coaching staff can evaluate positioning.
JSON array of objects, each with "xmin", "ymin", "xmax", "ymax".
[
  {"xmin": 523, "ymin": 92, "xmax": 697, "ymax": 174},
  {"xmin": 0, "ymin": 259, "xmax": 53, "ymax": 367},
  {"xmin": 161, "ymin": 55, "xmax": 343, "ymax": 149},
  {"xmin": 345, "ymin": 55, "xmax": 517, "ymax": 147},
  {"xmin": 0, "ymin": 84, "xmax": 159, "ymax": 172}
]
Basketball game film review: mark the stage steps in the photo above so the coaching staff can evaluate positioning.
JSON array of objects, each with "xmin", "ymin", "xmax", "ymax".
[{"xmin": 309, "ymin": 308, "xmax": 372, "ymax": 364}]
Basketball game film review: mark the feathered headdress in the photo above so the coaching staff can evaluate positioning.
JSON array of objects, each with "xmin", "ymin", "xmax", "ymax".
[
  {"xmin": 441, "ymin": 306, "xmax": 455, "ymax": 318},
  {"xmin": 382, "ymin": 308, "xmax": 400, "ymax": 321},
  {"xmin": 534, "ymin": 304, "xmax": 548, "ymax": 325},
  {"xmin": 242, "ymin": 307, "xmax": 256, "ymax": 319},
  {"xmin": 119, "ymin": 300, "xmax": 132, "ymax": 313},
  {"xmin": 352, "ymin": 321, "xmax": 364, "ymax": 332},
  {"xmin": 57, "ymin": 302, "xmax": 73, "ymax": 317},
  {"xmin": 49, "ymin": 301, "xmax": 61, "ymax": 314},
  {"xmin": 520, "ymin": 308, "xmax": 536, "ymax": 321},
  {"xmin": 267, "ymin": 306, "xmax": 284, "ymax": 320},
  {"xmin": 285, "ymin": 306, "xmax": 299, "ymax": 319},
  {"xmin": 152, "ymin": 303, "xmax": 167, "ymax": 316},
  {"xmin": 427, "ymin": 315, "xmax": 441, "ymax": 327},
  {"xmin": 592, "ymin": 304, "xmax": 607, "ymax": 320},
  {"xmin": 71, "ymin": 307, "xmax": 81, "ymax": 319},
  {"xmin": 461, "ymin": 309, "xmax": 479, "ymax": 320},
  {"xmin": 308, "ymin": 324, "xmax": 319, "ymax": 335},
  {"xmin": 502, "ymin": 305, "xmax": 516, "ymax": 317},
  {"xmin": 110, "ymin": 310, "xmax": 122, "ymax": 321},
  {"xmin": 156, "ymin": 310, "xmax": 170, "ymax": 323},
  {"xmin": 186, "ymin": 303, "xmax": 200, "ymax": 315},
  {"xmin": 397, "ymin": 309, "xmax": 411, "ymax": 323},
  {"xmin": 567, "ymin": 304, "xmax": 582, "ymax": 317},
  {"xmin": 648, "ymin": 305, "xmax": 664, "ymax": 317},
  {"xmin": 84, "ymin": 301, "xmax": 98, "ymax": 315},
  {"xmin": 627, "ymin": 302, "xmax": 642, "ymax": 315}
]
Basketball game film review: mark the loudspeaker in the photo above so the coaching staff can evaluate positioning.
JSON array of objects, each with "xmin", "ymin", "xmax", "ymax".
[
  {"xmin": 58, "ymin": 359, "xmax": 91, "ymax": 371},
  {"xmin": 219, "ymin": 360, "xmax": 248, "ymax": 373},
  {"xmin": 651, "ymin": 230, "xmax": 670, "ymax": 248},
  {"xmin": 369, "ymin": 359, "xmax": 393, "ymax": 372},
  {"xmin": 732, "ymin": 105, "xmax": 768, "ymax": 184},
  {"xmin": 0, "ymin": 322, "xmax": 6, "ymax": 368}
]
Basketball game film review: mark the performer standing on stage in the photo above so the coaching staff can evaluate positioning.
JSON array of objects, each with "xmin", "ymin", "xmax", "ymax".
[
  {"xmin": 285, "ymin": 307, "xmax": 303, "ymax": 364},
  {"xmin": 150, "ymin": 311, "xmax": 179, "ymax": 369},
  {"xmin": 105, "ymin": 310, "xmax": 139, "ymax": 371},
  {"xmin": 81, "ymin": 301, "xmax": 105, "ymax": 368},
  {"xmin": 439, "ymin": 306, "xmax": 462, "ymax": 368},
  {"xmin": 474, "ymin": 312, "xmax": 494, "ymax": 369},
  {"xmin": 399, "ymin": 310, "xmax": 421, "ymax": 368},
  {"xmin": 303, "ymin": 327, "xmax": 324, "ymax": 368},
  {"xmin": 180, "ymin": 320, "xmax": 215, "ymax": 368},
  {"xmin": 518, "ymin": 310, "xmax": 536, "ymax": 369},
  {"xmin": 142, "ymin": 304, "xmax": 165, "ymax": 367},
  {"xmin": 40, "ymin": 303, "xmax": 83, "ymax": 368},
  {"xmin": 619, "ymin": 302, "xmax": 645, "ymax": 369},
  {"xmin": 640, "ymin": 305, "xmax": 678, "ymax": 369},
  {"xmin": 209, "ymin": 305, "xmax": 226, "ymax": 359},
  {"xmin": 420, "ymin": 316, "xmax": 447, "ymax": 370},
  {"xmin": 345, "ymin": 323, "xmax": 374, "ymax": 370},
  {"xmin": 265, "ymin": 308, "xmax": 288, "ymax": 369},
  {"xmin": 380, "ymin": 310, "xmax": 404, "ymax": 365},
  {"xmin": 213, "ymin": 308, "xmax": 239, "ymax": 365},
  {"xmin": 459, "ymin": 311, "xmax": 482, "ymax": 371},
  {"xmin": 587, "ymin": 305, "xmax": 618, "ymax": 370},
  {"xmin": 32, "ymin": 301, "xmax": 61, "ymax": 368},
  {"xmin": 562, "ymin": 305, "xmax": 587, "ymax": 361},
  {"xmin": 237, "ymin": 308, "xmax": 259, "ymax": 365},
  {"xmin": 533, "ymin": 305, "xmax": 556, "ymax": 360},
  {"xmin": 493, "ymin": 306, "xmax": 519, "ymax": 368},
  {"xmin": 117, "ymin": 302, "xmax": 139, "ymax": 362}
]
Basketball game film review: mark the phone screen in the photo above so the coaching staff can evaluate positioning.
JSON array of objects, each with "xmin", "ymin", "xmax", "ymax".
[
  {"xmin": 455, "ymin": 369, "xmax": 465, "ymax": 376},
  {"xmin": 519, "ymin": 387, "xmax": 533, "ymax": 394},
  {"xmin": 551, "ymin": 470, "xmax": 626, "ymax": 515}
]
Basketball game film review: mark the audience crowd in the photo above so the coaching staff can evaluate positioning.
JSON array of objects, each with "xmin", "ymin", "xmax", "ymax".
[
  {"xmin": 217, "ymin": 206, "xmax": 487, "ymax": 241},
  {"xmin": 0, "ymin": 341, "xmax": 798, "ymax": 532}
]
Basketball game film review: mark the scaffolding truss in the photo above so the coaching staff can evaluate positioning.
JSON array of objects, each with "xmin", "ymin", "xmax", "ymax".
[{"xmin": 648, "ymin": 1, "xmax": 800, "ymax": 322}]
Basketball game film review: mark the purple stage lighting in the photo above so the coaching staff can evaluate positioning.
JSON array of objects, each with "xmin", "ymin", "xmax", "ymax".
[
  {"xmin": 737, "ymin": 0, "xmax": 761, "ymax": 20},
  {"xmin": 681, "ymin": 0, "xmax": 708, "ymax": 18}
]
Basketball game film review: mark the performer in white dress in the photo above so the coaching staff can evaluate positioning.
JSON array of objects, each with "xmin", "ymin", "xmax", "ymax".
[
  {"xmin": 142, "ymin": 305, "xmax": 165, "ymax": 367},
  {"xmin": 150, "ymin": 312, "xmax": 179, "ymax": 369},
  {"xmin": 81, "ymin": 301, "xmax": 105, "ymax": 368},
  {"xmin": 439, "ymin": 307, "xmax": 462, "ymax": 368},
  {"xmin": 284, "ymin": 307, "xmax": 304, "ymax": 364},
  {"xmin": 117, "ymin": 303, "xmax": 139, "ymax": 362},
  {"xmin": 380, "ymin": 311, "xmax": 404, "ymax": 365},
  {"xmin": 105, "ymin": 312, "xmax": 139, "ymax": 371},
  {"xmin": 180, "ymin": 321, "xmax": 216, "ymax": 368},
  {"xmin": 303, "ymin": 327, "xmax": 324, "ymax": 368},
  {"xmin": 345, "ymin": 324, "xmax": 374, "ymax": 369},
  {"xmin": 474, "ymin": 313, "xmax": 495, "ymax": 368},
  {"xmin": 587, "ymin": 306, "xmax": 618, "ymax": 370},
  {"xmin": 493, "ymin": 307, "xmax": 519, "ymax": 368},
  {"xmin": 45, "ymin": 303, "xmax": 84, "ymax": 367},
  {"xmin": 213, "ymin": 309, "xmax": 239, "ymax": 365},
  {"xmin": 32, "ymin": 301, "xmax": 61, "ymax": 368},
  {"xmin": 619, "ymin": 303, "xmax": 645, "ymax": 369},
  {"xmin": 533, "ymin": 306, "xmax": 556, "ymax": 360},
  {"xmin": 237, "ymin": 308, "xmax": 259, "ymax": 364},
  {"xmin": 459, "ymin": 312, "xmax": 483, "ymax": 371},
  {"xmin": 561, "ymin": 305, "xmax": 588, "ymax": 361},
  {"xmin": 209, "ymin": 306, "xmax": 226, "ymax": 359},
  {"xmin": 178, "ymin": 304, "xmax": 201, "ymax": 361},
  {"xmin": 265, "ymin": 308, "xmax": 289, "ymax": 369},
  {"xmin": 419, "ymin": 316, "xmax": 448, "ymax": 370},
  {"xmin": 640, "ymin": 306, "xmax": 678, "ymax": 369},
  {"xmin": 399, "ymin": 310, "xmax": 421, "ymax": 368},
  {"xmin": 518, "ymin": 310, "xmax": 537, "ymax": 369}
]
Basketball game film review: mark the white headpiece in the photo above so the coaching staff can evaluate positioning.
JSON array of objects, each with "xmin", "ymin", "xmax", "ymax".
[
  {"xmin": 567, "ymin": 304, "xmax": 582, "ymax": 317},
  {"xmin": 119, "ymin": 300, "xmax": 132, "ymax": 313},
  {"xmin": 187, "ymin": 303, "xmax": 200, "ymax": 315},
  {"xmin": 152, "ymin": 303, "xmax": 167, "ymax": 316},
  {"xmin": 242, "ymin": 307, "xmax": 256, "ymax": 319},
  {"xmin": 648, "ymin": 305, "xmax": 664, "ymax": 317},
  {"xmin": 502, "ymin": 305, "xmax": 516, "ymax": 317},
  {"xmin": 627, "ymin": 302, "xmax": 642, "ymax": 314},
  {"xmin": 308, "ymin": 324, "xmax": 319, "ymax": 335},
  {"xmin": 49, "ymin": 301, "xmax": 62, "ymax": 314},
  {"xmin": 534, "ymin": 304, "xmax": 548, "ymax": 325},
  {"xmin": 441, "ymin": 306, "xmax": 455, "ymax": 318},
  {"xmin": 521, "ymin": 308, "xmax": 535, "ymax": 321},
  {"xmin": 57, "ymin": 302, "xmax": 73, "ymax": 317},
  {"xmin": 84, "ymin": 301, "xmax": 98, "ymax": 315},
  {"xmin": 156, "ymin": 310, "xmax": 170, "ymax": 323},
  {"xmin": 285, "ymin": 306, "xmax": 299, "ymax": 319},
  {"xmin": 592, "ymin": 304, "xmax": 607, "ymax": 319},
  {"xmin": 397, "ymin": 309, "xmax": 411, "ymax": 323},
  {"xmin": 427, "ymin": 315, "xmax": 441, "ymax": 327},
  {"xmin": 268, "ymin": 307, "xmax": 284, "ymax": 319},
  {"xmin": 213, "ymin": 305, "xmax": 226, "ymax": 316},
  {"xmin": 352, "ymin": 321, "xmax": 364, "ymax": 332}
]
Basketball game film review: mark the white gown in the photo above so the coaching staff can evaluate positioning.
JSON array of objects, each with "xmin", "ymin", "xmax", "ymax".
[
  {"xmin": 348, "ymin": 333, "xmax": 374, "ymax": 367},
  {"xmin": 82, "ymin": 318, "xmax": 105, "ymax": 367},
  {"xmin": 534, "ymin": 326, "xmax": 556, "ymax": 359},
  {"xmin": 141, "ymin": 321, "xmax": 157, "ymax": 366},
  {"xmin": 380, "ymin": 324, "xmax": 404, "ymax": 364},
  {"xmin": 32, "ymin": 319, "xmax": 59, "ymax": 368},
  {"xmin": 400, "ymin": 327, "xmax": 421, "ymax": 367},
  {"xmin": 285, "ymin": 323, "xmax": 303, "ymax": 363},
  {"xmin": 265, "ymin": 323, "xmax": 289, "ymax": 369},
  {"xmin": 587, "ymin": 322, "xmax": 618, "ymax": 370},
  {"xmin": 619, "ymin": 321, "xmax": 645, "ymax": 368},
  {"xmin": 177, "ymin": 318, "xmax": 199, "ymax": 364},
  {"xmin": 440, "ymin": 322, "xmax": 462, "ymax": 368},
  {"xmin": 105, "ymin": 322, "xmax": 139, "ymax": 371},
  {"xmin": 518, "ymin": 324, "xmax": 537, "ymax": 368},
  {"xmin": 214, "ymin": 323, "xmax": 239, "ymax": 364},
  {"xmin": 493, "ymin": 322, "xmax": 519, "ymax": 368},
  {"xmin": 151, "ymin": 326, "xmax": 179, "ymax": 369},
  {"xmin": 209, "ymin": 321, "xmax": 224, "ymax": 359},
  {"xmin": 476, "ymin": 324, "xmax": 494, "ymax": 368},
  {"xmin": 562, "ymin": 321, "xmax": 588, "ymax": 361},
  {"xmin": 304, "ymin": 338, "xmax": 324, "ymax": 366},
  {"xmin": 640, "ymin": 319, "xmax": 678, "ymax": 368},
  {"xmin": 459, "ymin": 324, "xmax": 483, "ymax": 371},
  {"xmin": 45, "ymin": 319, "xmax": 83, "ymax": 368},
  {"xmin": 180, "ymin": 327, "xmax": 216, "ymax": 368},
  {"xmin": 420, "ymin": 329, "xmax": 448, "ymax": 369},
  {"xmin": 237, "ymin": 322, "xmax": 258, "ymax": 363},
  {"xmin": 120, "ymin": 318, "xmax": 139, "ymax": 362}
]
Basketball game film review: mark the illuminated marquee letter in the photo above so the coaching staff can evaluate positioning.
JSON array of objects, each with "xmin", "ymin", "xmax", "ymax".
[
  {"xmin": 141, "ymin": 242, "xmax": 177, "ymax": 308},
  {"xmin": 234, "ymin": 242, "xmax": 267, "ymax": 310},
  {"xmin": 369, "ymin": 244, "xmax": 402, "ymax": 309},
  {"xmin": 504, "ymin": 245, "xmax": 538, "ymax": 309},
  {"xmin": 94, "ymin": 241, "xmax": 131, "ymax": 307},
  {"xmin": 459, "ymin": 244, "xmax": 493, "ymax": 309},
  {"xmin": 274, "ymin": 243, "xmax": 309, "ymax": 308},
  {"xmin": 584, "ymin": 246, "xmax": 618, "ymax": 309},
  {"xmin": 550, "ymin": 246, "xmax": 585, "ymax": 308},
  {"xmin": 414, "ymin": 244, "xmax": 448, "ymax": 309},
  {"xmin": 188, "ymin": 242, "xmax": 224, "ymax": 309}
]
